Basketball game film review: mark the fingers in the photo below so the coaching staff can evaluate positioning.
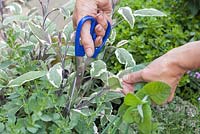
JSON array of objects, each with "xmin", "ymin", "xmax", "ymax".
[
  {"xmin": 73, "ymin": 0, "xmax": 113, "ymax": 57},
  {"xmin": 167, "ymin": 86, "xmax": 176, "ymax": 102},
  {"xmin": 94, "ymin": 12, "xmax": 108, "ymax": 47},
  {"xmin": 95, "ymin": 36, "xmax": 102, "ymax": 46},
  {"xmin": 72, "ymin": 0, "xmax": 97, "ymax": 57},
  {"xmin": 121, "ymin": 71, "xmax": 144, "ymax": 95},
  {"xmin": 77, "ymin": 13, "xmax": 108, "ymax": 56},
  {"xmin": 94, "ymin": 24, "xmax": 105, "ymax": 46},
  {"xmin": 96, "ymin": 12, "xmax": 108, "ymax": 30},
  {"xmin": 122, "ymin": 71, "xmax": 144, "ymax": 84},
  {"xmin": 81, "ymin": 21, "xmax": 94, "ymax": 57},
  {"xmin": 72, "ymin": 0, "xmax": 97, "ymax": 28},
  {"xmin": 95, "ymin": 24, "xmax": 106, "ymax": 37},
  {"xmin": 122, "ymin": 81, "xmax": 134, "ymax": 94},
  {"xmin": 74, "ymin": 12, "xmax": 108, "ymax": 56}
]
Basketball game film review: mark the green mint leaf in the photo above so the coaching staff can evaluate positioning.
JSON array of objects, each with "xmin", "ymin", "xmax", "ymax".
[
  {"xmin": 124, "ymin": 93, "xmax": 144, "ymax": 107},
  {"xmin": 138, "ymin": 104, "xmax": 152, "ymax": 134},
  {"xmin": 118, "ymin": 103, "xmax": 129, "ymax": 116},
  {"xmin": 123, "ymin": 106, "xmax": 140, "ymax": 124},
  {"xmin": 136, "ymin": 81, "xmax": 171, "ymax": 105}
]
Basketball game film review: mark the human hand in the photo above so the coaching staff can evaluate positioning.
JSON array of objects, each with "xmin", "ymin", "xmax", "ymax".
[
  {"xmin": 122, "ymin": 51, "xmax": 187, "ymax": 102},
  {"xmin": 73, "ymin": 0, "xmax": 112, "ymax": 57}
]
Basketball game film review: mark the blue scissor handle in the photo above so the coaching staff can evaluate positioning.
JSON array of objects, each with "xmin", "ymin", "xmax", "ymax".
[{"xmin": 75, "ymin": 16, "xmax": 111, "ymax": 58}]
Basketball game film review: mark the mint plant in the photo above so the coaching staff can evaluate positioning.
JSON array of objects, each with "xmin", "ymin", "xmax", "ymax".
[
  {"xmin": 0, "ymin": 0, "xmax": 169, "ymax": 133},
  {"xmin": 118, "ymin": 82, "xmax": 171, "ymax": 134}
]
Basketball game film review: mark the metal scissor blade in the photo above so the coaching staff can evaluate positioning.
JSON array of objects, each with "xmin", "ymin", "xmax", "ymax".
[
  {"xmin": 75, "ymin": 56, "xmax": 85, "ymax": 89},
  {"xmin": 66, "ymin": 56, "xmax": 85, "ymax": 113}
]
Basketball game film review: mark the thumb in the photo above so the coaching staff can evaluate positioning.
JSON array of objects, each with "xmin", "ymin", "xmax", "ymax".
[
  {"xmin": 122, "ymin": 70, "xmax": 144, "ymax": 84},
  {"xmin": 81, "ymin": 21, "xmax": 94, "ymax": 57},
  {"xmin": 167, "ymin": 85, "xmax": 177, "ymax": 102}
]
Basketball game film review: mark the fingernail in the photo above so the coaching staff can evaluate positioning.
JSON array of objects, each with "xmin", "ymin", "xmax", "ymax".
[
  {"xmin": 122, "ymin": 88, "xmax": 128, "ymax": 95},
  {"xmin": 96, "ymin": 37, "xmax": 102, "ymax": 46},
  {"xmin": 96, "ymin": 25, "xmax": 102, "ymax": 32},
  {"xmin": 122, "ymin": 75, "xmax": 129, "ymax": 81},
  {"xmin": 97, "ymin": 13, "xmax": 103, "ymax": 19},
  {"xmin": 97, "ymin": 11, "xmax": 103, "ymax": 17},
  {"xmin": 86, "ymin": 48, "xmax": 93, "ymax": 57},
  {"xmin": 97, "ymin": 13, "xmax": 101, "ymax": 17}
]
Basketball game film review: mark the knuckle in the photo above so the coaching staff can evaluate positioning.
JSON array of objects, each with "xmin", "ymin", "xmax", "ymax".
[
  {"xmin": 97, "ymin": 31, "xmax": 105, "ymax": 36},
  {"xmin": 103, "ymin": 23, "xmax": 108, "ymax": 29},
  {"xmin": 127, "ymin": 74, "xmax": 133, "ymax": 81},
  {"xmin": 140, "ymin": 69, "xmax": 147, "ymax": 81}
]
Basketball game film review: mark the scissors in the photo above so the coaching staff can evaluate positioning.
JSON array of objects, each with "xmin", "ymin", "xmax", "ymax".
[
  {"xmin": 67, "ymin": 16, "xmax": 111, "ymax": 112},
  {"xmin": 75, "ymin": 16, "xmax": 111, "ymax": 88},
  {"xmin": 75, "ymin": 15, "xmax": 111, "ymax": 58}
]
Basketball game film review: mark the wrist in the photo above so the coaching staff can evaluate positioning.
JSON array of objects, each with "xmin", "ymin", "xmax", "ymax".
[
  {"xmin": 164, "ymin": 48, "xmax": 187, "ymax": 76},
  {"xmin": 166, "ymin": 41, "xmax": 200, "ymax": 74}
]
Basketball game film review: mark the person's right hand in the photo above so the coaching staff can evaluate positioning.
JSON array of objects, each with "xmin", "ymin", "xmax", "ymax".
[
  {"xmin": 122, "ymin": 51, "xmax": 187, "ymax": 102},
  {"xmin": 72, "ymin": 0, "xmax": 112, "ymax": 57}
]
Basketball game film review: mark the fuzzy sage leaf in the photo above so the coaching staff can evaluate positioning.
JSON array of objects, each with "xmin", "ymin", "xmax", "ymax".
[
  {"xmin": 90, "ymin": 60, "xmax": 107, "ymax": 78},
  {"xmin": 116, "ymin": 40, "xmax": 129, "ymax": 48},
  {"xmin": 63, "ymin": 21, "xmax": 74, "ymax": 42},
  {"xmin": 47, "ymin": 63, "xmax": 63, "ymax": 88},
  {"xmin": 29, "ymin": 22, "xmax": 51, "ymax": 45},
  {"xmin": 3, "ymin": 15, "xmax": 29, "ymax": 25},
  {"xmin": 6, "ymin": 2, "xmax": 22, "ymax": 15},
  {"xmin": 7, "ymin": 71, "xmax": 46, "ymax": 87},
  {"xmin": 0, "ymin": 69, "xmax": 9, "ymax": 83},
  {"xmin": 108, "ymin": 76, "xmax": 122, "ymax": 90},
  {"xmin": 134, "ymin": 8, "xmax": 166, "ymax": 17},
  {"xmin": 118, "ymin": 7, "xmax": 135, "ymax": 29},
  {"xmin": 115, "ymin": 48, "xmax": 136, "ymax": 68}
]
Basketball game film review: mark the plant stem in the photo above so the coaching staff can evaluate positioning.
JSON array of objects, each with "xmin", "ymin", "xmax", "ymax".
[
  {"xmin": 42, "ymin": 8, "xmax": 59, "ymax": 30},
  {"xmin": 112, "ymin": 19, "xmax": 124, "ymax": 28},
  {"xmin": 66, "ymin": 76, "xmax": 77, "ymax": 114},
  {"xmin": 125, "ymin": 123, "xmax": 130, "ymax": 134},
  {"xmin": 38, "ymin": 0, "xmax": 45, "ymax": 19},
  {"xmin": 44, "ymin": 12, "xmax": 59, "ymax": 30},
  {"xmin": 75, "ymin": 87, "xmax": 109, "ymax": 109},
  {"xmin": 101, "ymin": 115, "xmax": 119, "ymax": 134},
  {"xmin": 104, "ymin": 46, "xmax": 116, "ymax": 63},
  {"xmin": 88, "ymin": 101, "xmax": 103, "ymax": 125},
  {"xmin": 57, "ymin": 31, "xmax": 65, "ymax": 90},
  {"xmin": 0, "ymin": 0, "xmax": 7, "ymax": 41},
  {"xmin": 0, "ymin": 0, "xmax": 3, "ymax": 23},
  {"xmin": 61, "ymin": 40, "xmax": 70, "ymax": 89},
  {"xmin": 110, "ymin": 116, "xmax": 122, "ymax": 134}
]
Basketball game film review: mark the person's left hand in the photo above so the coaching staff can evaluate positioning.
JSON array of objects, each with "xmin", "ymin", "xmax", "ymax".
[
  {"xmin": 72, "ymin": 0, "xmax": 112, "ymax": 57},
  {"xmin": 122, "ymin": 51, "xmax": 186, "ymax": 102}
]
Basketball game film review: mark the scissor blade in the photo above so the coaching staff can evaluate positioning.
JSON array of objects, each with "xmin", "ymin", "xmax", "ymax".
[
  {"xmin": 75, "ymin": 56, "xmax": 85, "ymax": 89},
  {"xmin": 67, "ymin": 56, "xmax": 85, "ymax": 112}
]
